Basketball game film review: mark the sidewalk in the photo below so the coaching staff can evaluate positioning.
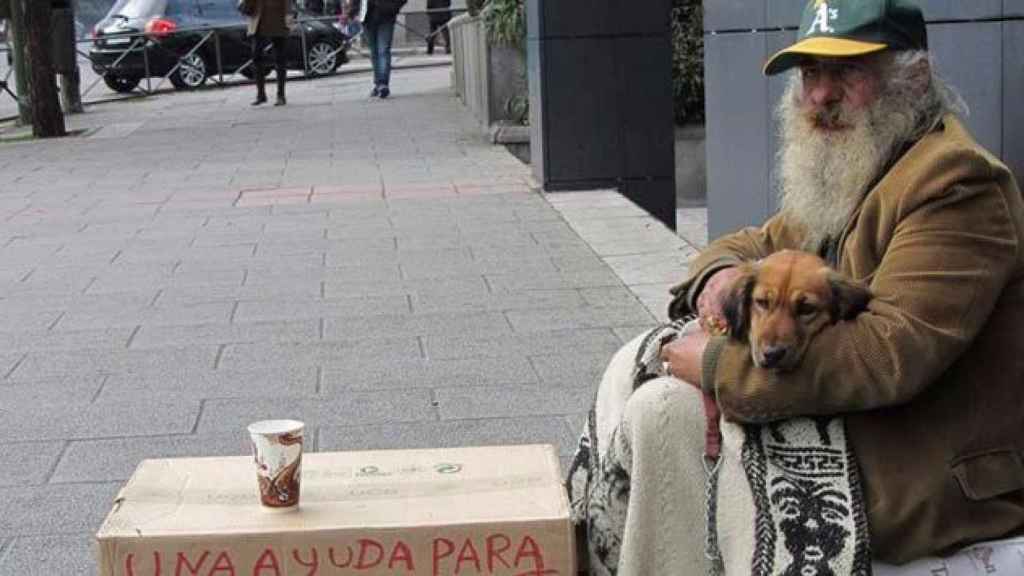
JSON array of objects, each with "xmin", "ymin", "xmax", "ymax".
[
  {"xmin": 0, "ymin": 64, "xmax": 706, "ymax": 574},
  {"xmin": 0, "ymin": 49, "xmax": 452, "ymax": 122}
]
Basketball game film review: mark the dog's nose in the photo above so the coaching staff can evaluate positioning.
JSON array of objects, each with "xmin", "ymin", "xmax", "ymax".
[{"xmin": 761, "ymin": 345, "xmax": 787, "ymax": 368}]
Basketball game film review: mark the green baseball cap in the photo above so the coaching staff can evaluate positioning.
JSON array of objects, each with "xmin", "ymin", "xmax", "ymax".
[{"xmin": 764, "ymin": 0, "xmax": 928, "ymax": 76}]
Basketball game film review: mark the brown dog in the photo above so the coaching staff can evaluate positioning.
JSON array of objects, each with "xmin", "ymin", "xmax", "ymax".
[{"xmin": 722, "ymin": 249, "xmax": 872, "ymax": 372}]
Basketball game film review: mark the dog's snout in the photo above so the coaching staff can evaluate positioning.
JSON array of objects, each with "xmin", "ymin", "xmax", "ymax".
[{"xmin": 761, "ymin": 345, "xmax": 788, "ymax": 368}]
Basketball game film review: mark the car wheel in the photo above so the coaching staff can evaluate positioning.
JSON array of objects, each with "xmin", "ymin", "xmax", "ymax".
[
  {"xmin": 103, "ymin": 73, "xmax": 142, "ymax": 94},
  {"xmin": 170, "ymin": 52, "xmax": 209, "ymax": 90},
  {"xmin": 306, "ymin": 40, "xmax": 340, "ymax": 77}
]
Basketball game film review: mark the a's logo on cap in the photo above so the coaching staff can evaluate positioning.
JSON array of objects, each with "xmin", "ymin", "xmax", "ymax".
[{"xmin": 807, "ymin": 1, "xmax": 838, "ymax": 35}]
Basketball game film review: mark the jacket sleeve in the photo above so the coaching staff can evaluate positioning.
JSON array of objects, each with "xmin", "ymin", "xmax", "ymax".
[
  {"xmin": 706, "ymin": 178, "xmax": 1019, "ymax": 423},
  {"xmin": 667, "ymin": 213, "xmax": 805, "ymax": 319}
]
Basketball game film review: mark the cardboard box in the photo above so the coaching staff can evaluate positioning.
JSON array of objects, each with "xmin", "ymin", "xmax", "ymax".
[{"xmin": 95, "ymin": 444, "xmax": 575, "ymax": 576}]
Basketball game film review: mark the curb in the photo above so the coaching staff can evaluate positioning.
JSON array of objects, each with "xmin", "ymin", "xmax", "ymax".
[{"xmin": 0, "ymin": 59, "xmax": 451, "ymax": 126}]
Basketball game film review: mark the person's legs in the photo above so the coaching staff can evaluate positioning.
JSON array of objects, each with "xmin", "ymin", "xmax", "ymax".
[
  {"xmin": 581, "ymin": 332, "xmax": 756, "ymax": 575},
  {"xmin": 271, "ymin": 36, "xmax": 287, "ymax": 105},
  {"xmin": 250, "ymin": 34, "xmax": 268, "ymax": 105},
  {"xmin": 376, "ymin": 19, "xmax": 395, "ymax": 97},
  {"xmin": 427, "ymin": 20, "xmax": 438, "ymax": 55},
  {"xmin": 364, "ymin": 21, "xmax": 382, "ymax": 95},
  {"xmin": 440, "ymin": 20, "xmax": 451, "ymax": 54}
]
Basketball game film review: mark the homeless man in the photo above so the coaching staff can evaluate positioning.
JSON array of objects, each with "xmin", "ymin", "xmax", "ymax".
[{"xmin": 566, "ymin": 0, "xmax": 1024, "ymax": 574}]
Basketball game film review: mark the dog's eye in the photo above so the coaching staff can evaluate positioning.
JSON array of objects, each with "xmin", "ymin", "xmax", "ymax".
[
  {"xmin": 796, "ymin": 302, "xmax": 817, "ymax": 317},
  {"xmin": 754, "ymin": 298, "xmax": 770, "ymax": 309}
]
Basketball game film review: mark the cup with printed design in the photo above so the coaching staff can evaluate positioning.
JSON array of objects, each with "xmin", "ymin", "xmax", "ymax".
[{"xmin": 247, "ymin": 419, "xmax": 305, "ymax": 511}]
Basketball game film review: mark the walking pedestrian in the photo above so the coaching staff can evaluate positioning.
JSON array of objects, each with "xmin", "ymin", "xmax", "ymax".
[
  {"xmin": 342, "ymin": 0, "xmax": 407, "ymax": 98},
  {"xmin": 426, "ymin": 0, "xmax": 451, "ymax": 55},
  {"xmin": 247, "ymin": 0, "xmax": 291, "ymax": 106}
]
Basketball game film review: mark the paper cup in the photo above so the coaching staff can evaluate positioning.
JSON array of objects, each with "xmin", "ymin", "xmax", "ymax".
[{"xmin": 247, "ymin": 419, "xmax": 304, "ymax": 511}]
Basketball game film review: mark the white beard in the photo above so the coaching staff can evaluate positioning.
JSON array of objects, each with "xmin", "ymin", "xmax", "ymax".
[{"xmin": 776, "ymin": 79, "xmax": 916, "ymax": 252}]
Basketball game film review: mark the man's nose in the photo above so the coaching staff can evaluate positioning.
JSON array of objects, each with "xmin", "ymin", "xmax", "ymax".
[{"xmin": 807, "ymin": 77, "xmax": 842, "ymax": 107}]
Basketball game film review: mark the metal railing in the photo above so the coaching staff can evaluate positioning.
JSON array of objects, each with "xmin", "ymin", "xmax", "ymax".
[{"xmin": 0, "ymin": 9, "xmax": 464, "ymax": 114}]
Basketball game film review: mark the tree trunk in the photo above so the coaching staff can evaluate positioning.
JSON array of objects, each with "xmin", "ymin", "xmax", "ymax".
[
  {"xmin": 61, "ymin": 68, "xmax": 85, "ymax": 115},
  {"xmin": 22, "ymin": 0, "xmax": 66, "ymax": 137},
  {"xmin": 7, "ymin": 0, "xmax": 32, "ymax": 125}
]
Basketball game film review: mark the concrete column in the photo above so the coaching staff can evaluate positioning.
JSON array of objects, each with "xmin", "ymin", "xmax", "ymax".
[{"xmin": 526, "ymin": 0, "xmax": 676, "ymax": 229}]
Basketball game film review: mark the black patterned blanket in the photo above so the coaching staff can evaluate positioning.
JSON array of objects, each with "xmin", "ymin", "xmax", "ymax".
[{"xmin": 566, "ymin": 320, "xmax": 873, "ymax": 575}]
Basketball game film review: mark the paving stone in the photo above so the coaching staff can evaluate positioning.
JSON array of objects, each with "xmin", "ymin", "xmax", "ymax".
[
  {"xmin": 604, "ymin": 250, "xmax": 698, "ymax": 285},
  {"xmin": 54, "ymin": 302, "xmax": 234, "ymax": 331},
  {"xmin": 257, "ymin": 236, "xmax": 396, "ymax": 257},
  {"xmin": 0, "ymin": 309, "xmax": 63, "ymax": 333},
  {"xmin": 630, "ymin": 282, "xmax": 677, "ymax": 323},
  {"xmin": 0, "ymin": 376, "xmax": 105, "ymax": 407},
  {"xmin": 233, "ymin": 295, "xmax": 409, "ymax": 323},
  {"xmin": 11, "ymin": 346, "xmax": 218, "ymax": 381},
  {"xmin": 612, "ymin": 325, "xmax": 658, "ymax": 344},
  {"xmin": 98, "ymin": 367, "xmax": 317, "ymax": 401},
  {"xmin": 0, "ymin": 483, "xmax": 122, "ymax": 537},
  {"xmin": 319, "ymin": 416, "xmax": 577, "ymax": 471},
  {"xmin": 191, "ymin": 231, "xmax": 265, "ymax": 247},
  {"xmin": 0, "ymin": 534, "xmax": 96, "ymax": 576},
  {"xmin": 115, "ymin": 243, "xmax": 257, "ymax": 266},
  {"xmin": 435, "ymin": 384, "xmax": 594, "ymax": 419},
  {"xmin": 422, "ymin": 328, "xmax": 622, "ymax": 360},
  {"xmin": 0, "ymin": 291, "xmax": 156, "ymax": 315},
  {"xmin": 130, "ymin": 320, "xmax": 318, "ymax": 349},
  {"xmin": 323, "ymin": 277, "xmax": 488, "ymax": 299},
  {"xmin": 486, "ymin": 267, "xmax": 624, "ymax": 291},
  {"xmin": 326, "ymin": 246, "xmax": 473, "ymax": 268},
  {"xmin": 0, "ymin": 399, "xmax": 200, "ymax": 441},
  {"xmin": 578, "ymin": 286, "xmax": 647, "ymax": 308},
  {"xmin": 529, "ymin": 352, "xmax": 613, "ymax": 390},
  {"xmin": 0, "ymin": 442, "xmax": 65, "ymax": 487},
  {"xmin": 196, "ymin": 390, "xmax": 436, "ymax": 432},
  {"xmin": 398, "ymin": 251, "xmax": 559, "ymax": 277},
  {"xmin": 52, "ymin": 432, "xmax": 250, "ymax": 483},
  {"xmin": 156, "ymin": 280, "xmax": 324, "ymax": 305},
  {"xmin": 247, "ymin": 263, "xmax": 403, "ymax": 286},
  {"xmin": 322, "ymin": 311, "xmax": 509, "ymax": 341},
  {"xmin": 565, "ymin": 413, "xmax": 588, "ymax": 437},
  {"xmin": 87, "ymin": 269, "xmax": 245, "ymax": 295},
  {"xmin": 410, "ymin": 289, "xmax": 586, "ymax": 314},
  {"xmin": 322, "ymin": 355, "xmax": 536, "ymax": 392},
  {"xmin": 0, "ymin": 352, "xmax": 26, "ymax": 378},
  {"xmin": 505, "ymin": 303, "xmax": 656, "ymax": 333},
  {"xmin": 217, "ymin": 338, "xmax": 420, "ymax": 371},
  {"xmin": 172, "ymin": 266, "xmax": 252, "ymax": 284}
]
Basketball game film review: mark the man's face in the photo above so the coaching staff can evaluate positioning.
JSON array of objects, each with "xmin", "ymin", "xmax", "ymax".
[{"xmin": 797, "ymin": 56, "xmax": 883, "ymax": 130}]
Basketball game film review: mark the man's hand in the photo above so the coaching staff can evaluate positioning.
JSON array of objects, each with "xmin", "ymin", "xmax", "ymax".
[
  {"xmin": 696, "ymin": 266, "xmax": 744, "ymax": 334},
  {"xmin": 660, "ymin": 328, "xmax": 709, "ymax": 387},
  {"xmin": 661, "ymin": 329, "xmax": 722, "ymax": 458}
]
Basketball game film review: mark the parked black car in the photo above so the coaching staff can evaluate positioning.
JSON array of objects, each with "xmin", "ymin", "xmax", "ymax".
[{"xmin": 90, "ymin": 0, "xmax": 349, "ymax": 93}]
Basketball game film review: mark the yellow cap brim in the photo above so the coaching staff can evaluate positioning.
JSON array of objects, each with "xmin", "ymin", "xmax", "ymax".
[{"xmin": 763, "ymin": 37, "xmax": 888, "ymax": 76}]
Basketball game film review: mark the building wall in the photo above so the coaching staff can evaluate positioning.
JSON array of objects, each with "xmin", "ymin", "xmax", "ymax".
[{"xmin": 703, "ymin": 0, "xmax": 1024, "ymax": 238}]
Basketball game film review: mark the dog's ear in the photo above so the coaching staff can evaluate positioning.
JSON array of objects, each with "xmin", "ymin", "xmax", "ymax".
[
  {"xmin": 722, "ymin": 265, "xmax": 757, "ymax": 341},
  {"xmin": 828, "ymin": 272, "xmax": 873, "ymax": 321}
]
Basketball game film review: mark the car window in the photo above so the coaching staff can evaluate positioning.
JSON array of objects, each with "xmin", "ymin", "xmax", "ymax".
[
  {"xmin": 107, "ymin": 0, "xmax": 169, "ymax": 19},
  {"xmin": 198, "ymin": 0, "xmax": 247, "ymax": 25},
  {"xmin": 165, "ymin": 0, "xmax": 201, "ymax": 17}
]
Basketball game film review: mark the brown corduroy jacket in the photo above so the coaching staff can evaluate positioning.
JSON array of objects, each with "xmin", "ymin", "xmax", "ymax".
[
  {"xmin": 249, "ymin": 0, "xmax": 290, "ymax": 37},
  {"xmin": 669, "ymin": 115, "xmax": 1024, "ymax": 564}
]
